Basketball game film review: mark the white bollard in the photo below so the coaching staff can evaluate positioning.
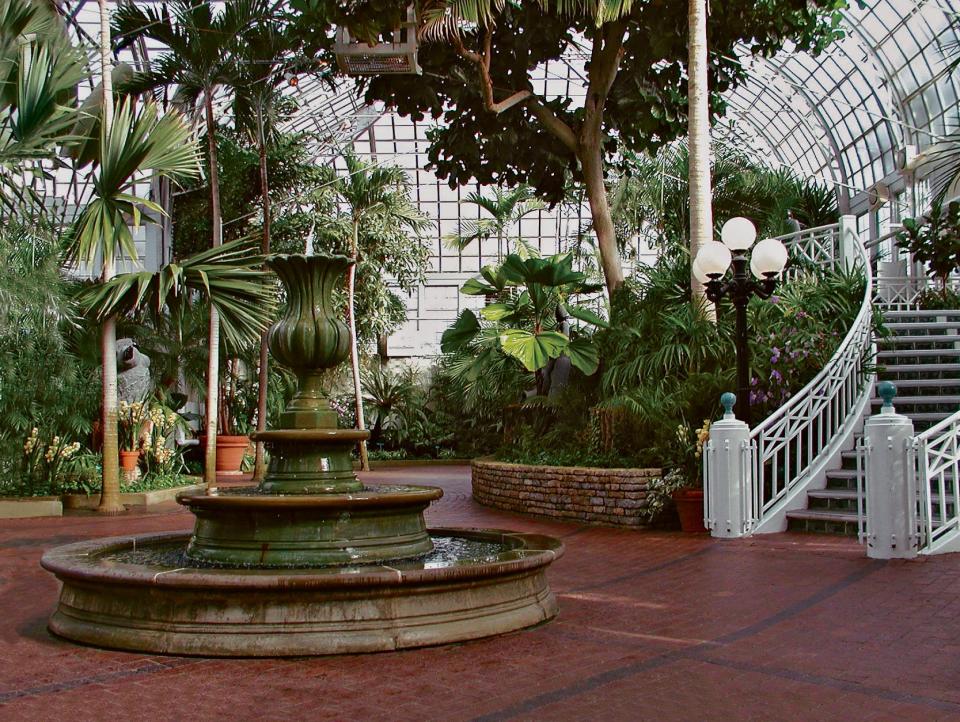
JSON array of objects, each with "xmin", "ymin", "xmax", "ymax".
[
  {"xmin": 864, "ymin": 382, "xmax": 918, "ymax": 559},
  {"xmin": 705, "ymin": 392, "xmax": 752, "ymax": 539}
]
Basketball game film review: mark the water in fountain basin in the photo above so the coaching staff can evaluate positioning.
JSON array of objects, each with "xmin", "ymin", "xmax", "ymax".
[{"xmin": 102, "ymin": 535, "xmax": 512, "ymax": 571}]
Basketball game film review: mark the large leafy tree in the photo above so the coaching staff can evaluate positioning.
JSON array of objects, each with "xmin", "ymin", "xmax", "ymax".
[
  {"xmin": 114, "ymin": 0, "xmax": 265, "ymax": 484},
  {"xmin": 357, "ymin": 0, "xmax": 845, "ymax": 295}
]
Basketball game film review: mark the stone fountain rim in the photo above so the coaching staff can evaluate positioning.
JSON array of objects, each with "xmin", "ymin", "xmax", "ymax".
[
  {"xmin": 177, "ymin": 484, "xmax": 443, "ymax": 509},
  {"xmin": 40, "ymin": 528, "xmax": 565, "ymax": 590}
]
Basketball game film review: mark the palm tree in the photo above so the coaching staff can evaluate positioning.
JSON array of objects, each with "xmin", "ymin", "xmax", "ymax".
[
  {"xmin": 687, "ymin": 0, "xmax": 712, "ymax": 309},
  {"xmin": 0, "ymin": 0, "xmax": 85, "ymax": 219},
  {"xmin": 230, "ymin": 13, "xmax": 297, "ymax": 481},
  {"xmin": 69, "ymin": 97, "xmax": 200, "ymax": 511},
  {"xmin": 443, "ymin": 185, "xmax": 545, "ymax": 259},
  {"xmin": 331, "ymin": 153, "xmax": 427, "ymax": 471},
  {"xmin": 113, "ymin": 0, "xmax": 263, "ymax": 484}
]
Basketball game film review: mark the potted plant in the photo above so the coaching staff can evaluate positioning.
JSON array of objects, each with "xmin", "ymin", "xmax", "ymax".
[
  {"xmin": 666, "ymin": 419, "xmax": 711, "ymax": 533},
  {"xmin": 200, "ymin": 358, "xmax": 256, "ymax": 473},
  {"xmin": 896, "ymin": 199, "xmax": 960, "ymax": 302},
  {"xmin": 118, "ymin": 400, "xmax": 149, "ymax": 474}
]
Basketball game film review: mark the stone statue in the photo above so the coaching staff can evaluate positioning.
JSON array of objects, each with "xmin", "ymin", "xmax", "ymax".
[{"xmin": 116, "ymin": 338, "xmax": 152, "ymax": 403}]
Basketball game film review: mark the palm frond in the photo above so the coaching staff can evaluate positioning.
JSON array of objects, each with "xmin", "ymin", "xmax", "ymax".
[{"xmin": 75, "ymin": 239, "xmax": 277, "ymax": 352}]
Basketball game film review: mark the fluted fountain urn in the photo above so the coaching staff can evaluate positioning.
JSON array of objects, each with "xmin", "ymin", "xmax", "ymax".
[{"xmin": 177, "ymin": 254, "xmax": 441, "ymax": 567}]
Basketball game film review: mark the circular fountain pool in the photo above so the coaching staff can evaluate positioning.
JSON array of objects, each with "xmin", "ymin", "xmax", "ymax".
[{"xmin": 41, "ymin": 527, "xmax": 563, "ymax": 657}]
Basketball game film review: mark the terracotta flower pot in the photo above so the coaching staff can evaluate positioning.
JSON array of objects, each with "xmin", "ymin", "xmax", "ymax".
[
  {"xmin": 119, "ymin": 450, "xmax": 140, "ymax": 473},
  {"xmin": 672, "ymin": 488, "xmax": 708, "ymax": 533},
  {"xmin": 199, "ymin": 435, "xmax": 250, "ymax": 473}
]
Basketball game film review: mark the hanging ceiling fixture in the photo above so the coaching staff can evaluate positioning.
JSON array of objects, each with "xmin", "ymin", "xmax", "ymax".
[{"xmin": 333, "ymin": 5, "xmax": 421, "ymax": 76}]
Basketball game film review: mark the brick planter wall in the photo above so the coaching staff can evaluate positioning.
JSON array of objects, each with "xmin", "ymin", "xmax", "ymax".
[{"xmin": 471, "ymin": 458, "xmax": 661, "ymax": 528}]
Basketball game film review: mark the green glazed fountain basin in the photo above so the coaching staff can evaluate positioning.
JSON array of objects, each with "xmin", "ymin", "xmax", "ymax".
[{"xmin": 178, "ymin": 484, "xmax": 443, "ymax": 567}]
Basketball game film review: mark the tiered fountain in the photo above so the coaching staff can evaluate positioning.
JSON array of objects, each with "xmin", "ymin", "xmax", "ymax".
[{"xmin": 41, "ymin": 254, "xmax": 563, "ymax": 656}]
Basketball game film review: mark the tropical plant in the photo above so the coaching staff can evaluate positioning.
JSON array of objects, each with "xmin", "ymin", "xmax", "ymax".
[
  {"xmin": 230, "ymin": 11, "xmax": 299, "ymax": 479},
  {"xmin": 443, "ymin": 185, "xmax": 545, "ymax": 258},
  {"xmin": 322, "ymin": 151, "xmax": 431, "ymax": 470},
  {"xmin": 114, "ymin": 0, "xmax": 265, "ymax": 484},
  {"xmin": 75, "ymin": 239, "xmax": 277, "ymax": 353},
  {"xmin": 0, "ymin": 0, "xmax": 86, "ymax": 218},
  {"xmin": 442, "ymin": 252, "xmax": 607, "ymax": 396},
  {"xmin": 609, "ymin": 143, "xmax": 839, "ymax": 254},
  {"xmin": 117, "ymin": 400, "xmax": 149, "ymax": 452},
  {"xmin": 361, "ymin": 363, "xmax": 429, "ymax": 449},
  {"xmin": 896, "ymin": 199, "xmax": 960, "ymax": 294},
  {"xmin": 65, "ymin": 83, "xmax": 201, "ymax": 512}
]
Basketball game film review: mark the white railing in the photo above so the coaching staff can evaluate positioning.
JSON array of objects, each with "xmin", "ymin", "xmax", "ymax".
[
  {"xmin": 747, "ymin": 221, "xmax": 875, "ymax": 533},
  {"xmin": 912, "ymin": 409, "xmax": 960, "ymax": 554},
  {"xmin": 781, "ymin": 223, "xmax": 844, "ymax": 273}
]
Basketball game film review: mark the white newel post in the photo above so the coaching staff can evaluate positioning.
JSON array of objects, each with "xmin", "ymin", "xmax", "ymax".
[
  {"xmin": 705, "ymin": 392, "xmax": 752, "ymax": 538},
  {"xmin": 839, "ymin": 214, "xmax": 858, "ymax": 271},
  {"xmin": 864, "ymin": 382, "xmax": 918, "ymax": 559}
]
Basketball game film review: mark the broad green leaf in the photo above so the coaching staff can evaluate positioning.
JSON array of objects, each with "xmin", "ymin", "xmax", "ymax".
[
  {"xmin": 499, "ymin": 329, "xmax": 568, "ymax": 371},
  {"xmin": 564, "ymin": 337, "xmax": 600, "ymax": 376},
  {"xmin": 461, "ymin": 277, "xmax": 499, "ymax": 296},
  {"xmin": 480, "ymin": 303, "xmax": 513, "ymax": 321},
  {"xmin": 563, "ymin": 303, "xmax": 610, "ymax": 328},
  {"xmin": 440, "ymin": 309, "xmax": 480, "ymax": 353}
]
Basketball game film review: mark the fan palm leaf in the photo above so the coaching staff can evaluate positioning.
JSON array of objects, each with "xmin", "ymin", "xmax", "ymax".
[
  {"xmin": 75, "ymin": 239, "xmax": 277, "ymax": 353},
  {"xmin": 67, "ymin": 98, "xmax": 200, "ymax": 266}
]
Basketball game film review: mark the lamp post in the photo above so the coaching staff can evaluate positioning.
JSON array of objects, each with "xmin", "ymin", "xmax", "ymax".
[{"xmin": 693, "ymin": 217, "xmax": 789, "ymax": 427}]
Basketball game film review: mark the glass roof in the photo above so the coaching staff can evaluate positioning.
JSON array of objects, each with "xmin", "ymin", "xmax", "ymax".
[{"xmin": 45, "ymin": 0, "xmax": 960, "ymax": 352}]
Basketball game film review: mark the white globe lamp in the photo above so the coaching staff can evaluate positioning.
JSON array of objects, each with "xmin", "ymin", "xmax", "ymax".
[
  {"xmin": 720, "ymin": 217, "xmax": 757, "ymax": 251},
  {"xmin": 695, "ymin": 241, "xmax": 732, "ymax": 278},
  {"xmin": 750, "ymin": 238, "xmax": 789, "ymax": 278}
]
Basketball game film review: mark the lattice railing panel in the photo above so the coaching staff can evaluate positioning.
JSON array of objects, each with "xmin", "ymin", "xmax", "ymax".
[{"xmin": 747, "ymin": 223, "xmax": 874, "ymax": 531}]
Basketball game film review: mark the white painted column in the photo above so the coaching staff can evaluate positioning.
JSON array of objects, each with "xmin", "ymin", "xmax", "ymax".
[
  {"xmin": 864, "ymin": 382, "xmax": 918, "ymax": 559},
  {"xmin": 705, "ymin": 393, "xmax": 752, "ymax": 539},
  {"xmin": 839, "ymin": 214, "xmax": 858, "ymax": 271}
]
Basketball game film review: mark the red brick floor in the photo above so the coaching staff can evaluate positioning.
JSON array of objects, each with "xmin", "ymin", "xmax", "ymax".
[{"xmin": 3, "ymin": 465, "xmax": 960, "ymax": 721}]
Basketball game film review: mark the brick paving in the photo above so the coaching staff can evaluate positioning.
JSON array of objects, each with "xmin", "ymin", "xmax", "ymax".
[{"xmin": 3, "ymin": 465, "xmax": 960, "ymax": 721}]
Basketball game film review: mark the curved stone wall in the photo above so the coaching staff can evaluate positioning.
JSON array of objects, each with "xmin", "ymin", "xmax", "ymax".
[{"xmin": 471, "ymin": 458, "xmax": 661, "ymax": 528}]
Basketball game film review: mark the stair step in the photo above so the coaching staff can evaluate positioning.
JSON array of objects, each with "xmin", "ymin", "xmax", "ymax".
[
  {"xmin": 786, "ymin": 508, "xmax": 860, "ymax": 536},
  {"xmin": 884, "ymin": 310, "xmax": 960, "ymax": 319},
  {"xmin": 878, "ymin": 348, "xmax": 960, "ymax": 358},
  {"xmin": 880, "ymin": 378, "xmax": 960, "ymax": 388},
  {"xmin": 879, "ymin": 364, "xmax": 960, "ymax": 373},
  {"xmin": 826, "ymin": 468, "xmax": 859, "ymax": 479},
  {"xmin": 881, "ymin": 335, "xmax": 960, "ymax": 344},
  {"xmin": 870, "ymin": 395, "xmax": 960, "ymax": 406},
  {"xmin": 885, "ymin": 322, "xmax": 960, "ymax": 332},
  {"xmin": 809, "ymin": 489, "xmax": 857, "ymax": 500}
]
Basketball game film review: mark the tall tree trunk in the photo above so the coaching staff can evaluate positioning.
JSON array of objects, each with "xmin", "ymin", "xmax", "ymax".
[
  {"xmin": 688, "ymin": 0, "xmax": 713, "ymax": 308},
  {"xmin": 253, "ymin": 141, "xmax": 271, "ymax": 481},
  {"xmin": 580, "ymin": 143, "xmax": 624, "ymax": 293},
  {"xmin": 348, "ymin": 217, "xmax": 370, "ymax": 471},
  {"xmin": 202, "ymin": 92, "xmax": 222, "ymax": 487},
  {"xmin": 97, "ymin": 0, "xmax": 123, "ymax": 514}
]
